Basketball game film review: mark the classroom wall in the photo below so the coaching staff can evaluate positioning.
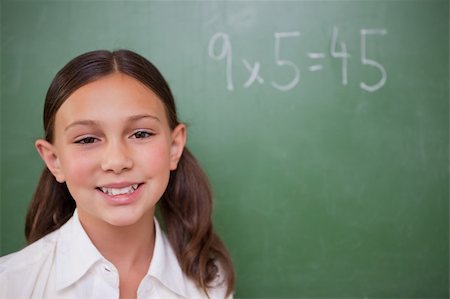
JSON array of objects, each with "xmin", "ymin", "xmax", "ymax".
[{"xmin": 1, "ymin": 1, "xmax": 449, "ymax": 298}]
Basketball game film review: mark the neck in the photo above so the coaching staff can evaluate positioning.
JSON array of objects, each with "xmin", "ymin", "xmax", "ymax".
[{"xmin": 78, "ymin": 210, "xmax": 155, "ymax": 272}]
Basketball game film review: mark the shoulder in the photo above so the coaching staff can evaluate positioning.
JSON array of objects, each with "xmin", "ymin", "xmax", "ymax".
[
  {"xmin": 176, "ymin": 260, "xmax": 232, "ymax": 299},
  {"xmin": 151, "ymin": 219, "xmax": 233, "ymax": 299},
  {"xmin": 0, "ymin": 230, "xmax": 59, "ymax": 298},
  {"xmin": 207, "ymin": 261, "xmax": 234, "ymax": 299},
  {"xmin": 0, "ymin": 230, "xmax": 59, "ymax": 271}
]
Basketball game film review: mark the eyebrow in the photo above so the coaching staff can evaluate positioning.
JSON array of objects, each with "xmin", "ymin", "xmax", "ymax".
[{"xmin": 64, "ymin": 114, "xmax": 161, "ymax": 132}]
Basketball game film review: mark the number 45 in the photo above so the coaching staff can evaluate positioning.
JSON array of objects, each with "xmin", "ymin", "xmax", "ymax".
[{"xmin": 332, "ymin": 27, "xmax": 387, "ymax": 92}]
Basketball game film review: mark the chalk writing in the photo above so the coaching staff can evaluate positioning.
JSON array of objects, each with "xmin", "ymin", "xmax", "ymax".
[
  {"xmin": 308, "ymin": 52, "xmax": 326, "ymax": 72},
  {"xmin": 331, "ymin": 26, "xmax": 349, "ymax": 86},
  {"xmin": 207, "ymin": 27, "xmax": 388, "ymax": 93},
  {"xmin": 272, "ymin": 32, "xmax": 301, "ymax": 91},
  {"xmin": 208, "ymin": 32, "xmax": 234, "ymax": 91},
  {"xmin": 242, "ymin": 59, "xmax": 264, "ymax": 87},
  {"xmin": 360, "ymin": 29, "xmax": 388, "ymax": 92}
]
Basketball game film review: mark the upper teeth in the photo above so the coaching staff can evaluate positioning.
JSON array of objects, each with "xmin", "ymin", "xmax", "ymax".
[{"xmin": 101, "ymin": 184, "xmax": 138, "ymax": 196}]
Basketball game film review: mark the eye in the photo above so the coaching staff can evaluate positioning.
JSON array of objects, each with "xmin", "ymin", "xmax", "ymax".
[
  {"xmin": 74, "ymin": 136, "xmax": 98, "ymax": 144},
  {"xmin": 131, "ymin": 131, "xmax": 154, "ymax": 139}
]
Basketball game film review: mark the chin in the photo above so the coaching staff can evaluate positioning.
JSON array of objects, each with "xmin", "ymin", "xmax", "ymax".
[
  {"xmin": 106, "ymin": 218, "xmax": 139, "ymax": 227},
  {"xmin": 103, "ymin": 208, "xmax": 153, "ymax": 228}
]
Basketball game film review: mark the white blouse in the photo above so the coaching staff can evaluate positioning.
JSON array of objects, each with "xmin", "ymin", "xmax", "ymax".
[{"xmin": 0, "ymin": 210, "xmax": 231, "ymax": 299}]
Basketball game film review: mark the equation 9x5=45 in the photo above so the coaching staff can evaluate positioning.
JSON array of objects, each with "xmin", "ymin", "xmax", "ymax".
[{"xmin": 208, "ymin": 27, "xmax": 387, "ymax": 93}]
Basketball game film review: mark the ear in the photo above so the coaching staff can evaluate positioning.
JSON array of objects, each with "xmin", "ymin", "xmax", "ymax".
[
  {"xmin": 169, "ymin": 124, "xmax": 187, "ymax": 170},
  {"xmin": 35, "ymin": 139, "xmax": 65, "ymax": 183}
]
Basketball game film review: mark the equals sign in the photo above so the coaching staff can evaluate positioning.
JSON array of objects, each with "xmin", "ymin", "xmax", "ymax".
[{"xmin": 307, "ymin": 52, "xmax": 325, "ymax": 71}]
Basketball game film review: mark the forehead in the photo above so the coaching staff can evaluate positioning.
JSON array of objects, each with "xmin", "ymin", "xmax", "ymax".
[{"xmin": 55, "ymin": 73, "xmax": 168, "ymax": 127}]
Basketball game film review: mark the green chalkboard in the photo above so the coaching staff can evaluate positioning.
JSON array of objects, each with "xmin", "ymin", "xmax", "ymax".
[{"xmin": 1, "ymin": 1, "xmax": 448, "ymax": 298}]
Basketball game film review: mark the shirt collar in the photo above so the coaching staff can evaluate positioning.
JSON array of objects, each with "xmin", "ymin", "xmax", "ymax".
[
  {"xmin": 54, "ymin": 209, "xmax": 190, "ymax": 297},
  {"xmin": 148, "ymin": 218, "xmax": 188, "ymax": 297},
  {"xmin": 55, "ymin": 209, "xmax": 103, "ymax": 291}
]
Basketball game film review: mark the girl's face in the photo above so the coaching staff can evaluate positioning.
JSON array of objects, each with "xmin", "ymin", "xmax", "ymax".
[{"xmin": 36, "ymin": 73, "xmax": 186, "ymax": 229}]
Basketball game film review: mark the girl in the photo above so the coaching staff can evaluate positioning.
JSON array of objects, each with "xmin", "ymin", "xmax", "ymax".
[{"xmin": 0, "ymin": 49, "xmax": 235, "ymax": 299}]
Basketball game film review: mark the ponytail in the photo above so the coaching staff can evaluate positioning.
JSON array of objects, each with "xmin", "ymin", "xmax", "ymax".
[
  {"xmin": 25, "ymin": 168, "xmax": 75, "ymax": 244},
  {"xmin": 160, "ymin": 148, "xmax": 235, "ymax": 297}
]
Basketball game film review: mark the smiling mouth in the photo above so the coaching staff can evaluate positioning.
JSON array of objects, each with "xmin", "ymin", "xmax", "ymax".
[{"xmin": 97, "ymin": 184, "xmax": 142, "ymax": 196}]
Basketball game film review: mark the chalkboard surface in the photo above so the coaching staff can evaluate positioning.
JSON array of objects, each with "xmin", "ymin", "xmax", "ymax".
[{"xmin": 1, "ymin": 1, "xmax": 448, "ymax": 298}]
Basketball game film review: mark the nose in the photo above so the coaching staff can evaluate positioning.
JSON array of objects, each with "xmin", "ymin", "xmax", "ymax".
[{"xmin": 101, "ymin": 140, "xmax": 133, "ymax": 174}]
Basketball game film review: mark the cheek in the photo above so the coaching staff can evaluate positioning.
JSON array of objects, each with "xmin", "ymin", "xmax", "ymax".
[
  {"xmin": 135, "ymin": 141, "xmax": 172, "ymax": 172},
  {"xmin": 60, "ymin": 151, "xmax": 98, "ymax": 183}
]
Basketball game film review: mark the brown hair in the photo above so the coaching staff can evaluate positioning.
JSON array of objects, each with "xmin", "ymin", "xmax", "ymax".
[{"xmin": 25, "ymin": 49, "xmax": 234, "ymax": 296}]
